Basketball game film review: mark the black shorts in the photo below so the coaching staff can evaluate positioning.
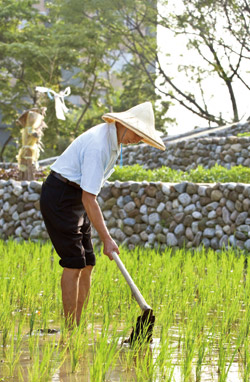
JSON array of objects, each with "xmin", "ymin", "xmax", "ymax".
[{"xmin": 40, "ymin": 173, "xmax": 96, "ymax": 269}]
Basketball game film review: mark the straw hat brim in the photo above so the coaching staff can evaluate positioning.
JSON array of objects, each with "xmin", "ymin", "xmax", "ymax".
[{"xmin": 102, "ymin": 115, "xmax": 166, "ymax": 151}]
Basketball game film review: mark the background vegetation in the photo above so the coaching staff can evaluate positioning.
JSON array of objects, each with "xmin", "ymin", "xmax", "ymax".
[
  {"xmin": 1, "ymin": 163, "xmax": 247, "ymax": 183},
  {"xmin": 109, "ymin": 164, "xmax": 250, "ymax": 183},
  {"xmin": 0, "ymin": 0, "xmax": 249, "ymax": 161}
]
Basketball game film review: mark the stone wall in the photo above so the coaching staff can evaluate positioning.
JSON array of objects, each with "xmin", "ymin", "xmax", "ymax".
[
  {"xmin": 1, "ymin": 179, "xmax": 250, "ymax": 252},
  {"xmin": 120, "ymin": 120, "xmax": 250, "ymax": 171},
  {"xmin": 2, "ymin": 122, "xmax": 250, "ymax": 172},
  {"xmin": 0, "ymin": 180, "xmax": 47, "ymax": 240},
  {"xmin": 121, "ymin": 136, "xmax": 250, "ymax": 171},
  {"xmin": 199, "ymin": 121, "xmax": 250, "ymax": 137}
]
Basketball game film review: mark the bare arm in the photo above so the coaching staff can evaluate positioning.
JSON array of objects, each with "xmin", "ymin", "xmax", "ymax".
[{"xmin": 81, "ymin": 190, "xmax": 119, "ymax": 260}]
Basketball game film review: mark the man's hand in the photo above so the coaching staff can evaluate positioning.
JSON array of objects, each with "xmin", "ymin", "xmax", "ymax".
[{"xmin": 103, "ymin": 237, "xmax": 120, "ymax": 260}]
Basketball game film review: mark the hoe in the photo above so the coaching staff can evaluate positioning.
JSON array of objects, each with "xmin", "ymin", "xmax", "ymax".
[{"xmin": 111, "ymin": 251, "xmax": 155, "ymax": 345}]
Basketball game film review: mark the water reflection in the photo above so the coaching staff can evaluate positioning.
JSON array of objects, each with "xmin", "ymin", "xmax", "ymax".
[
  {"xmin": 51, "ymin": 331, "xmax": 243, "ymax": 382},
  {"xmin": 0, "ymin": 323, "xmax": 246, "ymax": 381}
]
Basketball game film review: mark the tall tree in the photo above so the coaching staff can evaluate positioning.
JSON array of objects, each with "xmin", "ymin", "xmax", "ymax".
[
  {"xmin": 64, "ymin": 0, "xmax": 171, "ymax": 128},
  {"xmin": 0, "ymin": 0, "xmax": 124, "ymax": 159},
  {"xmin": 88, "ymin": 0, "xmax": 250, "ymax": 126},
  {"xmin": 163, "ymin": 0, "xmax": 250, "ymax": 124},
  {"xmin": 56, "ymin": 0, "xmax": 170, "ymax": 129}
]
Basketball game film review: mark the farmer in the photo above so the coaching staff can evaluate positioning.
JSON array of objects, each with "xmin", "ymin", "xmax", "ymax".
[{"xmin": 40, "ymin": 101, "xmax": 165, "ymax": 327}]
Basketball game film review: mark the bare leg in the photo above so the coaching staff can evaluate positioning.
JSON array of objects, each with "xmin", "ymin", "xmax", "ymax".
[
  {"xmin": 61, "ymin": 268, "xmax": 81, "ymax": 328},
  {"xmin": 76, "ymin": 265, "xmax": 93, "ymax": 326}
]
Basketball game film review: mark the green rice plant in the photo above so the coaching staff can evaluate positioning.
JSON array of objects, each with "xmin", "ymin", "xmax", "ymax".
[
  {"xmin": 182, "ymin": 329, "xmax": 196, "ymax": 381},
  {"xmin": 28, "ymin": 332, "xmax": 39, "ymax": 361},
  {"xmin": 217, "ymin": 329, "xmax": 243, "ymax": 382},
  {"xmin": 195, "ymin": 335, "xmax": 207, "ymax": 382},
  {"xmin": 237, "ymin": 307, "xmax": 250, "ymax": 382},
  {"xmin": 27, "ymin": 335, "xmax": 66, "ymax": 382},
  {"xmin": 135, "ymin": 344, "xmax": 155, "ymax": 381},
  {"xmin": 29, "ymin": 309, "xmax": 37, "ymax": 336},
  {"xmin": 154, "ymin": 334, "xmax": 176, "ymax": 382},
  {"xmin": 67, "ymin": 325, "xmax": 89, "ymax": 373},
  {"xmin": 241, "ymin": 338, "xmax": 250, "ymax": 382},
  {"xmin": 2, "ymin": 321, "xmax": 23, "ymax": 378},
  {"xmin": 89, "ymin": 327, "xmax": 120, "ymax": 381},
  {"xmin": 1, "ymin": 240, "xmax": 250, "ymax": 381},
  {"xmin": 0, "ymin": 292, "xmax": 14, "ymax": 349},
  {"xmin": 217, "ymin": 332, "xmax": 230, "ymax": 381},
  {"xmin": 1, "ymin": 318, "xmax": 11, "ymax": 348}
]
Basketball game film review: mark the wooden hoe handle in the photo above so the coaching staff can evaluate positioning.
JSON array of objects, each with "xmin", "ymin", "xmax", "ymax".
[{"xmin": 111, "ymin": 251, "xmax": 152, "ymax": 312}]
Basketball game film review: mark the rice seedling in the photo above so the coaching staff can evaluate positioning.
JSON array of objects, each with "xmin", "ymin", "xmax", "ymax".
[
  {"xmin": 67, "ymin": 325, "xmax": 89, "ymax": 373},
  {"xmin": 89, "ymin": 331, "xmax": 120, "ymax": 381},
  {"xmin": 2, "ymin": 321, "xmax": 23, "ymax": 378},
  {"xmin": 27, "ymin": 335, "xmax": 65, "ymax": 382},
  {"xmin": 0, "ymin": 239, "xmax": 250, "ymax": 381}
]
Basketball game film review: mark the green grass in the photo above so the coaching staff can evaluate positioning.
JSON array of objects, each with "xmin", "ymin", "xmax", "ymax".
[
  {"xmin": 0, "ymin": 240, "xmax": 250, "ymax": 381},
  {"xmin": 238, "ymin": 132, "xmax": 250, "ymax": 137},
  {"xmin": 109, "ymin": 164, "xmax": 250, "ymax": 183},
  {"xmin": 28, "ymin": 163, "xmax": 250, "ymax": 184}
]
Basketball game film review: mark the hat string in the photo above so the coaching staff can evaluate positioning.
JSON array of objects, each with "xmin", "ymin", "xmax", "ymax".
[
  {"xmin": 119, "ymin": 127, "xmax": 127, "ymax": 168},
  {"xmin": 120, "ymin": 144, "xmax": 123, "ymax": 168}
]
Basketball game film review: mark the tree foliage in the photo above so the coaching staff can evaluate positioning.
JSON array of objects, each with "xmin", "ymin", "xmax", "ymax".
[
  {"xmin": 0, "ymin": 0, "xmax": 249, "ymax": 161},
  {"xmin": 166, "ymin": 0, "xmax": 250, "ymax": 124},
  {"xmin": 131, "ymin": 0, "xmax": 249, "ymax": 126},
  {"xmin": 86, "ymin": 0, "xmax": 249, "ymax": 126},
  {"xmin": 0, "ymin": 0, "xmax": 166, "ymax": 160}
]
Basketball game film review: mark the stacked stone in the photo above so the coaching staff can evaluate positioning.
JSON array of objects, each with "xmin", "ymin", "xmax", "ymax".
[
  {"xmin": 1, "ymin": 179, "xmax": 250, "ymax": 252},
  {"xmin": 0, "ymin": 179, "xmax": 48, "ymax": 241},
  {"xmin": 205, "ymin": 122, "xmax": 250, "ymax": 137},
  {"xmin": 120, "ymin": 136, "xmax": 250, "ymax": 171},
  {"xmin": 91, "ymin": 181, "xmax": 250, "ymax": 251}
]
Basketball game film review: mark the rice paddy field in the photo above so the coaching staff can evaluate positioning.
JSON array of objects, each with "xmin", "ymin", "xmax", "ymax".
[{"xmin": 0, "ymin": 240, "xmax": 250, "ymax": 382}]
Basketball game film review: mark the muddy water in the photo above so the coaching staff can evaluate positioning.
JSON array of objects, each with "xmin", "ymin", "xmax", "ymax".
[
  {"xmin": 0, "ymin": 323, "xmax": 245, "ymax": 381},
  {"xmin": 160, "ymin": 326, "xmax": 243, "ymax": 382}
]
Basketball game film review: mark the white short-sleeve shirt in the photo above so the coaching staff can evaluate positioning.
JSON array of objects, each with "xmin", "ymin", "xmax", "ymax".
[{"xmin": 50, "ymin": 122, "xmax": 120, "ymax": 195}]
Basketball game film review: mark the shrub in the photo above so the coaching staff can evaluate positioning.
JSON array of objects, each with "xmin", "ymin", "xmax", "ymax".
[{"xmin": 109, "ymin": 164, "xmax": 250, "ymax": 183}]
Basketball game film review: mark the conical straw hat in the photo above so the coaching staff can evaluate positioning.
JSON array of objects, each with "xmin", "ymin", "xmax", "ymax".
[{"xmin": 102, "ymin": 102, "xmax": 166, "ymax": 151}]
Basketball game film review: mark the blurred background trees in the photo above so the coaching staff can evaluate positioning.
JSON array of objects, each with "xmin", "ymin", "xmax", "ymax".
[{"xmin": 0, "ymin": 0, "xmax": 249, "ymax": 161}]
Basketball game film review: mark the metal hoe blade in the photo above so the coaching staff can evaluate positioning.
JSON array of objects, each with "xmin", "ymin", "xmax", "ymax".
[{"xmin": 125, "ymin": 309, "xmax": 155, "ymax": 345}]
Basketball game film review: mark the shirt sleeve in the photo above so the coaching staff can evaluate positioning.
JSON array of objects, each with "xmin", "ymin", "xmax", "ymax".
[{"xmin": 80, "ymin": 146, "xmax": 108, "ymax": 195}]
